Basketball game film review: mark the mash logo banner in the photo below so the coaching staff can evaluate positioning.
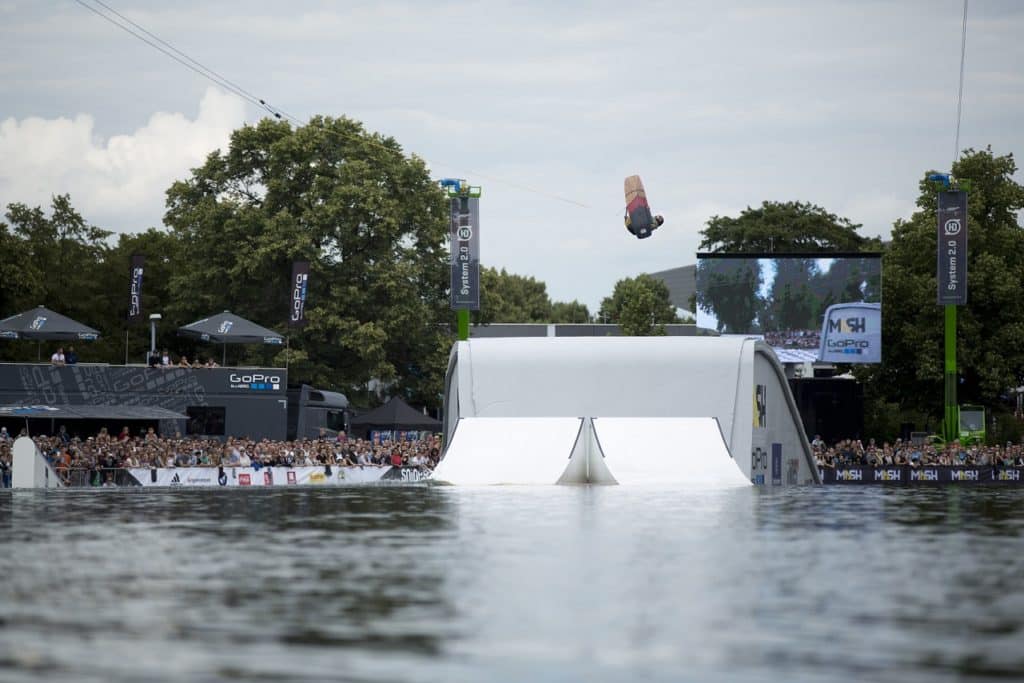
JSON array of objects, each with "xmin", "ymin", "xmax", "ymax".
[
  {"xmin": 289, "ymin": 260, "xmax": 310, "ymax": 328},
  {"xmin": 128, "ymin": 253, "xmax": 145, "ymax": 323},
  {"xmin": 450, "ymin": 197, "xmax": 480, "ymax": 310},
  {"xmin": 937, "ymin": 191, "xmax": 968, "ymax": 305},
  {"xmin": 818, "ymin": 303, "xmax": 882, "ymax": 364},
  {"xmin": 820, "ymin": 466, "xmax": 1024, "ymax": 484}
]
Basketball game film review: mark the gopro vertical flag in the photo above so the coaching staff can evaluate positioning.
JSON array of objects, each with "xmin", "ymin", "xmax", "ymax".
[
  {"xmin": 450, "ymin": 197, "xmax": 480, "ymax": 310},
  {"xmin": 289, "ymin": 260, "xmax": 310, "ymax": 328},
  {"xmin": 937, "ymin": 191, "xmax": 968, "ymax": 305},
  {"xmin": 128, "ymin": 253, "xmax": 145, "ymax": 323}
]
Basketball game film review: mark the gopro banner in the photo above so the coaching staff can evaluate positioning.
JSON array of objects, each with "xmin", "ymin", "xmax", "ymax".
[
  {"xmin": 937, "ymin": 190, "xmax": 968, "ymax": 305},
  {"xmin": 128, "ymin": 253, "xmax": 145, "ymax": 323},
  {"xmin": 818, "ymin": 302, "xmax": 882, "ymax": 364},
  {"xmin": 450, "ymin": 196, "xmax": 480, "ymax": 310},
  {"xmin": 289, "ymin": 260, "xmax": 310, "ymax": 328}
]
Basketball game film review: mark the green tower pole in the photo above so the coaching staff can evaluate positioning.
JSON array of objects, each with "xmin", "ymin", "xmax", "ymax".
[
  {"xmin": 944, "ymin": 304, "xmax": 958, "ymax": 442},
  {"xmin": 457, "ymin": 309, "xmax": 469, "ymax": 342}
]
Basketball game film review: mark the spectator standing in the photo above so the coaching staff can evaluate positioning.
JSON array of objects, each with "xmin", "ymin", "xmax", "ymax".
[
  {"xmin": 51, "ymin": 347, "xmax": 66, "ymax": 366},
  {"xmin": 65, "ymin": 346, "xmax": 78, "ymax": 365}
]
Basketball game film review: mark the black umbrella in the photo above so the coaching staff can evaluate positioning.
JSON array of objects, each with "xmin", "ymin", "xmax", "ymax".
[
  {"xmin": 0, "ymin": 306, "xmax": 100, "ymax": 359},
  {"xmin": 0, "ymin": 306, "xmax": 101, "ymax": 341},
  {"xmin": 178, "ymin": 310, "xmax": 284, "ymax": 364}
]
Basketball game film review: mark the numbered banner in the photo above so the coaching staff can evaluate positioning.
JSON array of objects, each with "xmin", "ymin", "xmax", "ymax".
[
  {"xmin": 450, "ymin": 196, "xmax": 480, "ymax": 310},
  {"xmin": 937, "ymin": 191, "xmax": 968, "ymax": 305}
]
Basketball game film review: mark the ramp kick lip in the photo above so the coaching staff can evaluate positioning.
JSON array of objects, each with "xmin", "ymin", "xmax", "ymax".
[
  {"xmin": 432, "ymin": 417, "xmax": 584, "ymax": 486},
  {"xmin": 591, "ymin": 417, "xmax": 750, "ymax": 488},
  {"xmin": 433, "ymin": 416, "xmax": 750, "ymax": 487}
]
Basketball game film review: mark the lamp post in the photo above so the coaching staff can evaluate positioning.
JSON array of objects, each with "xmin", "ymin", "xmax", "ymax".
[{"xmin": 149, "ymin": 313, "xmax": 161, "ymax": 362}]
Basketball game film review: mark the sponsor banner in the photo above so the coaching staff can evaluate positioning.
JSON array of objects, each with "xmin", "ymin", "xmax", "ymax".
[
  {"xmin": 127, "ymin": 466, "xmax": 428, "ymax": 487},
  {"xmin": 771, "ymin": 443, "xmax": 782, "ymax": 486},
  {"xmin": 288, "ymin": 260, "xmax": 310, "ymax": 328},
  {"xmin": 753, "ymin": 385, "xmax": 766, "ymax": 428},
  {"xmin": 820, "ymin": 466, "xmax": 1024, "ymax": 484},
  {"xmin": 128, "ymin": 253, "xmax": 145, "ymax": 323},
  {"xmin": 818, "ymin": 302, "xmax": 882, "ymax": 364},
  {"xmin": 937, "ymin": 190, "xmax": 968, "ymax": 305},
  {"xmin": 227, "ymin": 371, "xmax": 284, "ymax": 392},
  {"xmin": 449, "ymin": 196, "xmax": 480, "ymax": 310}
]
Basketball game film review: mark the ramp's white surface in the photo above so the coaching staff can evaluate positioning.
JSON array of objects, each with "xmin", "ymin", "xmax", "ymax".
[
  {"xmin": 432, "ymin": 417, "xmax": 583, "ymax": 485},
  {"xmin": 12, "ymin": 436, "xmax": 64, "ymax": 489},
  {"xmin": 592, "ymin": 417, "xmax": 750, "ymax": 487}
]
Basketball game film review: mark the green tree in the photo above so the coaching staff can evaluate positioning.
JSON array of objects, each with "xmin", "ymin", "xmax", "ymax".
[
  {"xmin": 550, "ymin": 300, "xmax": 591, "ymax": 324},
  {"xmin": 861, "ymin": 147, "xmax": 1024, "ymax": 419},
  {"xmin": 475, "ymin": 267, "xmax": 552, "ymax": 323},
  {"xmin": 163, "ymin": 116, "xmax": 450, "ymax": 408},
  {"xmin": 599, "ymin": 274, "xmax": 678, "ymax": 335},
  {"xmin": 89, "ymin": 229, "xmax": 183, "ymax": 364},
  {"xmin": 0, "ymin": 220, "xmax": 44, "ymax": 321},
  {"xmin": 695, "ymin": 258, "xmax": 763, "ymax": 333},
  {"xmin": 699, "ymin": 200, "xmax": 876, "ymax": 253},
  {"xmin": 1, "ymin": 196, "xmax": 112, "ymax": 362},
  {"xmin": 764, "ymin": 258, "xmax": 819, "ymax": 331}
]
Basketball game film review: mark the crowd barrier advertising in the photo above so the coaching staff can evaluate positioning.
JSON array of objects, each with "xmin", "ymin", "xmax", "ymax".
[
  {"xmin": 126, "ymin": 466, "xmax": 430, "ymax": 487},
  {"xmin": 820, "ymin": 466, "xmax": 1024, "ymax": 484}
]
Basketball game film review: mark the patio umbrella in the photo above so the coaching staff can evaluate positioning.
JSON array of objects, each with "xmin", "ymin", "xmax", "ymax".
[
  {"xmin": 0, "ymin": 305, "xmax": 100, "ymax": 359},
  {"xmin": 178, "ymin": 310, "xmax": 284, "ymax": 364}
]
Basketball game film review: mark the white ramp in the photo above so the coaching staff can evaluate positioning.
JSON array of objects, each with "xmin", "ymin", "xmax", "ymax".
[
  {"xmin": 12, "ymin": 436, "xmax": 64, "ymax": 489},
  {"xmin": 432, "ymin": 417, "xmax": 583, "ymax": 485},
  {"xmin": 592, "ymin": 417, "xmax": 750, "ymax": 487}
]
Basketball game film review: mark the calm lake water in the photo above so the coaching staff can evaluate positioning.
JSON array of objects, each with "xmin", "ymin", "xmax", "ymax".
[{"xmin": 1, "ymin": 484, "xmax": 1023, "ymax": 682}]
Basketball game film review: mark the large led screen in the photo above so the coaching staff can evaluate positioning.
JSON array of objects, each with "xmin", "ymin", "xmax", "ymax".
[{"xmin": 696, "ymin": 254, "xmax": 882, "ymax": 363}]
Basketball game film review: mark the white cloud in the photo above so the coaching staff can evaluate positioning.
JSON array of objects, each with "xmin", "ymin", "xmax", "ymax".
[{"xmin": 0, "ymin": 87, "xmax": 246, "ymax": 231}]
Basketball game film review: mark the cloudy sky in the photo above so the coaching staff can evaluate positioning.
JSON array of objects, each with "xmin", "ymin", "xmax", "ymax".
[{"xmin": 2, "ymin": 1, "xmax": 1022, "ymax": 312}]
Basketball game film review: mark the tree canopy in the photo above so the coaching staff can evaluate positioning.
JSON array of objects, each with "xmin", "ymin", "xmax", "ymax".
[
  {"xmin": 474, "ymin": 266, "xmax": 590, "ymax": 324},
  {"xmin": 862, "ymin": 147, "xmax": 1024, "ymax": 418},
  {"xmin": 699, "ymin": 200, "xmax": 877, "ymax": 253},
  {"xmin": 599, "ymin": 275, "xmax": 678, "ymax": 335},
  {"xmin": 162, "ymin": 116, "xmax": 451, "ymax": 406}
]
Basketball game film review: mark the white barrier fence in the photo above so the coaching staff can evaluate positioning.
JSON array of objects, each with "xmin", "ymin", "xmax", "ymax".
[{"xmin": 129, "ymin": 466, "xmax": 430, "ymax": 487}]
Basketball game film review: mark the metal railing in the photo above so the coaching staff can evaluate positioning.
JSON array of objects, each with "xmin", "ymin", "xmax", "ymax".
[{"xmin": 53, "ymin": 467, "xmax": 141, "ymax": 487}]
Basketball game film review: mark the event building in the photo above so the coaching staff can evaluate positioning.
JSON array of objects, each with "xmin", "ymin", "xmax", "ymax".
[{"xmin": 0, "ymin": 362, "xmax": 348, "ymax": 442}]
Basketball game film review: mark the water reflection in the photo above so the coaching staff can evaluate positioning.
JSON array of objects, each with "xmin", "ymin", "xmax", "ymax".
[{"xmin": 1, "ymin": 485, "xmax": 1023, "ymax": 682}]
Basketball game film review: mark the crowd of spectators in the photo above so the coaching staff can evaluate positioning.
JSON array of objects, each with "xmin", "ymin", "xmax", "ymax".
[
  {"xmin": 147, "ymin": 349, "xmax": 219, "ymax": 368},
  {"xmin": 812, "ymin": 435, "xmax": 1024, "ymax": 468},
  {"xmin": 0, "ymin": 425, "xmax": 440, "ymax": 487},
  {"xmin": 46, "ymin": 345, "xmax": 218, "ymax": 368},
  {"xmin": 0, "ymin": 429, "xmax": 11, "ymax": 488}
]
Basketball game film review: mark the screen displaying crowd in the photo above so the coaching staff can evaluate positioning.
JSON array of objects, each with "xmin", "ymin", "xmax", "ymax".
[{"xmin": 0, "ymin": 425, "xmax": 440, "ymax": 487}]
